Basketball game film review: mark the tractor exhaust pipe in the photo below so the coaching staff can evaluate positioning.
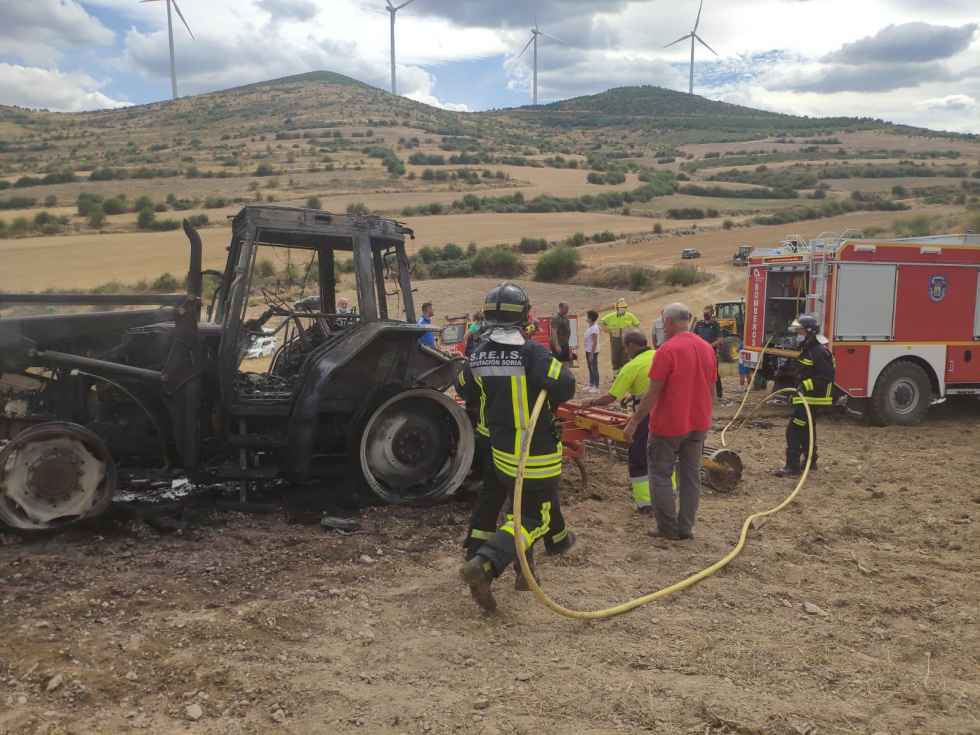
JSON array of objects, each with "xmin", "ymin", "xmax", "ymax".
[{"xmin": 183, "ymin": 219, "xmax": 203, "ymax": 300}]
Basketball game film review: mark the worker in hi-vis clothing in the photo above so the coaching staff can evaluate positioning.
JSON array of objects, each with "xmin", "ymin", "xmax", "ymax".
[
  {"xmin": 601, "ymin": 298, "xmax": 641, "ymax": 373},
  {"xmin": 458, "ymin": 282, "xmax": 577, "ymax": 613},
  {"xmin": 580, "ymin": 329, "xmax": 659, "ymax": 512},
  {"xmin": 774, "ymin": 314, "xmax": 836, "ymax": 477}
]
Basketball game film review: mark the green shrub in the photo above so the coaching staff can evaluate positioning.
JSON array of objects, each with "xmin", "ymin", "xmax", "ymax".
[
  {"xmin": 893, "ymin": 215, "xmax": 934, "ymax": 237},
  {"xmin": 103, "ymin": 197, "xmax": 127, "ymax": 215},
  {"xmin": 43, "ymin": 195, "xmax": 57, "ymax": 207},
  {"xmin": 134, "ymin": 195, "xmax": 154, "ymax": 212},
  {"xmin": 534, "ymin": 246, "xmax": 580, "ymax": 282},
  {"xmin": 471, "ymin": 246, "xmax": 525, "ymax": 278},
  {"xmin": 347, "ymin": 202, "xmax": 369, "ymax": 215},
  {"xmin": 518, "ymin": 237, "xmax": 548, "ymax": 253},
  {"xmin": 137, "ymin": 208, "xmax": 156, "ymax": 230},
  {"xmin": 203, "ymin": 196, "xmax": 228, "ymax": 209},
  {"xmin": 256, "ymin": 259, "xmax": 276, "ymax": 278},
  {"xmin": 0, "ymin": 196, "xmax": 37, "ymax": 210},
  {"xmin": 10, "ymin": 217, "xmax": 30, "ymax": 235},
  {"xmin": 306, "ymin": 196, "xmax": 322, "ymax": 209},
  {"xmin": 653, "ymin": 223, "xmax": 664, "ymax": 234},
  {"xmin": 441, "ymin": 243, "xmax": 465, "ymax": 260},
  {"xmin": 335, "ymin": 258, "xmax": 355, "ymax": 273},
  {"xmin": 591, "ymin": 230, "xmax": 617, "ymax": 243},
  {"xmin": 662, "ymin": 264, "xmax": 705, "ymax": 287},
  {"xmin": 186, "ymin": 214, "xmax": 209, "ymax": 227},
  {"xmin": 150, "ymin": 273, "xmax": 180, "ymax": 291},
  {"xmin": 254, "ymin": 163, "xmax": 277, "ymax": 176},
  {"xmin": 723, "ymin": 219, "xmax": 735, "ymax": 230},
  {"xmin": 88, "ymin": 208, "xmax": 106, "ymax": 228},
  {"xmin": 629, "ymin": 269, "xmax": 652, "ymax": 290},
  {"xmin": 564, "ymin": 232, "xmax": 587, "ymax": 247}
]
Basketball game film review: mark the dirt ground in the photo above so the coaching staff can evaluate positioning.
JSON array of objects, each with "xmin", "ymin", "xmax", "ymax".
[{"xmin": 2, "ymin": 378, "xmax": 978, "ymax": 735}]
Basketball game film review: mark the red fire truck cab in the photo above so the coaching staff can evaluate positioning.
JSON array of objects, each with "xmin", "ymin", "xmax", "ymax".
[{"xmin": 742, "ymin": 232, "xmax": 980, "ymax": 425}]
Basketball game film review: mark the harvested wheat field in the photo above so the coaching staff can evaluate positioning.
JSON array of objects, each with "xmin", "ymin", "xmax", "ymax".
[{"xmin": 0, "ymin": 213, "xmax": 657, "ymax": 291}]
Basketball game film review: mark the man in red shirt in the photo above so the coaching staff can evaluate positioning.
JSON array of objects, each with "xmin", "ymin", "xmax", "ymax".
[{"xmin": 624, "ymin": 303, "xmax": 716, "ymax": 540}]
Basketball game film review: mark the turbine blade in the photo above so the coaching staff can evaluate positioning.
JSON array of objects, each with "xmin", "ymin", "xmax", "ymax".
[
  {"xmin": 395, "ymin": 0, "xmax": 416, "ymax": 9},
  {"xmin": 540, "ymin": 31, "xmax": 568, "ymax": 45},
  {"xmin": 171, "ymin": 0, "xmax": 194, "ymax": 39},
  {"xmin": 694, "ymin": 0, "xmax": 704, "ymax": 32},
  {"xmin": 517, "ymin": 34, "xmax": 535, "ymax": 59},
  {"xmin": 695, "ymin": 34, "xmax": 718, "ymax": 56},
  {"xmin": 664, "ymin": 33, "xmax": 691, "ymax": 49}
]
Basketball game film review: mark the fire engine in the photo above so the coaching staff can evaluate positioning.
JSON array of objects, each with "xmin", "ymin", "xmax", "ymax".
[{"xmin": 742, "ymin": 231, "xmax": 980, "ymax": 425}]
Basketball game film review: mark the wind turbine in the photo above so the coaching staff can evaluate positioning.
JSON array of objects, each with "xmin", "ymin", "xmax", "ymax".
[
  {"xmin": 386, "ymin": 0, "xmax": 416, "ymax": 95},
  {"xmin": 141, "ymin": 0, "xmax": 194, "ymax": 100},
  {"xmin": 517, "ymin": 24, "xmax": 564, "ymax": 106},
  {"xmin": 664, "ymin": 0, "xmax": 717, "ymax": 96}
]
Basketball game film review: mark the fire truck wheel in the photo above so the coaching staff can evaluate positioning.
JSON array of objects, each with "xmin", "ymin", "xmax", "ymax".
[
  {"xmin": 0, "ymin": 422, "xmax": 116, "ymax": 533},
  {"xmin": 869, "ymin": 360, "xmax": 932, "ymax": 426}
]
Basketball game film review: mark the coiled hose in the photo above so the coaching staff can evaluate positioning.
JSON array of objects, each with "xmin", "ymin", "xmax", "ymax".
[{"xmin": 511, "ymin": 369, "xmax": 812, "ymax": 620}]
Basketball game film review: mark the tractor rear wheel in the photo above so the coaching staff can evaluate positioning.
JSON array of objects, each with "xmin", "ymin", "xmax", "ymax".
[
  {"xmin": 0, "ymin": 422, "xmax": 116, "ymax": 532},
  {"xmin": 356, "ymin": 389, "xmax": 474, "ymax": 504}
]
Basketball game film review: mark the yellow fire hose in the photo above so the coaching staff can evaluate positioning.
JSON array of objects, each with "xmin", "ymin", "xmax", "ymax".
[{"xmin": 511, "ymin": 355, "xmax": 812, "ymax": 620}]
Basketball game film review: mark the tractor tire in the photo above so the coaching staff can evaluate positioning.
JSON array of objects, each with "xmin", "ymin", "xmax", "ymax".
[
  {"xmin": 0, "ymin": 421, "xmax": 117, "ymax": 532},
  {"xmin": 352, "ymin": 388, "xmax": 474, "ymax": 505},
  {"xmin": 869, "ymin": 360, "xmax": 932, "ymax": 426}
]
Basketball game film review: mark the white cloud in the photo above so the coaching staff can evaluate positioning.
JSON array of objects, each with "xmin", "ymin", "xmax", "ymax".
[
  {"xmin": 0, "ymin": 0, "xmax": 114, "ymax": 65},
  {"xmin": 0, "ymin": 64, "xmax": 128, "ymax": 111},
  {"xmin": 918, "ymin": 94, "xmax": 977, "ymax": 111}
]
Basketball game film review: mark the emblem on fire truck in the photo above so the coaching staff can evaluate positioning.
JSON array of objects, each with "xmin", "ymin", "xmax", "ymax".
[{"xmin": 928, "ymin": 275, "xmax": 948, "ymax": 303}]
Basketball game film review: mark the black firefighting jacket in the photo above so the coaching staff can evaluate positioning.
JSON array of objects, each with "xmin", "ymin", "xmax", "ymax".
[
  {"xmin": 794, "ymin": 337, "xmax": 836, "ymax": 406},
  {"xmin": 456, "ymin": 328, "xmax": 575, "ymax": 479}
]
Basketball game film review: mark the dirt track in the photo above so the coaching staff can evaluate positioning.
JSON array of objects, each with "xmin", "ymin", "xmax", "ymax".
[{"xmin": 2, "ymin": 382, "xmax": 978, "ymax": 735}]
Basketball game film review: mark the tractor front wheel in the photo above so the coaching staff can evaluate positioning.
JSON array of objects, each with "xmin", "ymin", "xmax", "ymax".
[{"xmin": 0, "ymin": 422, "xmax": 116, "ymax": 532}]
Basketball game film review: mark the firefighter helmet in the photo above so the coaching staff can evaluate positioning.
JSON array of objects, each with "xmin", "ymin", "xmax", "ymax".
[
  {"xmin": 790, "ymin": 314, "xmax": 820, "ymax": 335},
  {"xmin": 483, "ymin": 282, "xmax": 531, "ymax": 326}
]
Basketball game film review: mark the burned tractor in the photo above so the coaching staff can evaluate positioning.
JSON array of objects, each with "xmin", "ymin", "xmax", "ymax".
[{"xmin": 0, "ymin": 206, "xmax": 474, "ymax": 531}]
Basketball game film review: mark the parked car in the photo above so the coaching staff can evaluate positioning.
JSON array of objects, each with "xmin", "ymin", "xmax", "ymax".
[
  {"xmin": 681, "ymin": 248, "xmax": 701, "ymax": 259},
  {"xmin": 245, "ymin": 334, "xmax": 278, "ymax": 360}
]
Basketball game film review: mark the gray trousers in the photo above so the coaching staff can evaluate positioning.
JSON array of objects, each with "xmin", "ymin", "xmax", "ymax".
[{"xmin": 647, "ymin": 431, "xmax": 707, "ymax": 537}]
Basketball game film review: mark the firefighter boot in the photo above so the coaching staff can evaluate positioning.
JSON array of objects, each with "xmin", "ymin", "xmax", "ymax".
[
  {"xmin": 460, "ymin": 557, "xmax": 497, "ymax": 613},
  {"xmin": 514, "ymin": 548, "xmax": 537, "ymax": 592},
  {"xmin": 545, "ymin": 530, "xmax": 577, "ymax": 556},
  {"xmin": 774, "ymin": 450, "xmax": 801, "ymax": 478}
]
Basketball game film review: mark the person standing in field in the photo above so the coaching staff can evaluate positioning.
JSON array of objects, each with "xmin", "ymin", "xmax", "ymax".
[
  {"xmin": 583, "ymin": 310, "xmax": 600, "ymax": 392},
  {"xmin": 624, "ymin": 303, "xmax": 716, "ymax": 541},
  {"xmin": 693, "ymin": 305, "xmax": 724, "ymax": 399},
  {"xmin": 601, "ymin": 298, "xmax": 640, "ymax": 373},
  {"xmin": 582, "ymin": 329, "xmax": 656, "ymax": 512},
  {"xmin": 417, "ymin": 302, "xmax": 436, "ymax": 348},
  {"xmin": 550, "ymin": 302, "xmax": 573, "ymax": 365}
]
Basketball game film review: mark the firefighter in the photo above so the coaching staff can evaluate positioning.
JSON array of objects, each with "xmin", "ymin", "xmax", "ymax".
[
  {"xmin": 580, "ymin": 329, "xmax": 657, "ymax": 512},
  {"xmin": 774, "ymin": 314, "xmax": 835, "ymax": 478},
  {"xmin": 601, "ymin": 298, "xmax": 641, "ymax": 373},
  {"xmin": 458, "ymin": 282, "xmax": 577, "ymax": 613}
]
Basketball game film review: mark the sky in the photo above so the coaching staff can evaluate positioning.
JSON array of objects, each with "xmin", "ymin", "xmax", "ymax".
[{"xmin": 0, "ymin": 0, "xmax": 978, "ymax": 133}]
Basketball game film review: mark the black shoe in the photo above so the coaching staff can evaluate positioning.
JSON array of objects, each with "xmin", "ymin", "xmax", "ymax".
[
  {"xmin": 636, "ymin": 505, "xmax": 654, "ymax": 516},
  {"xmin": 514, "ymin": 553, "xmax": 537, "ymax": 592},
  {"xmin": 774, "ymin": 466, "xmax": 801, "ymax": 478},
  {"xmin": 648, "ymin": 528, "xmax": 680, "ymax": 541},
  {"xmin": 546, "ymin": 531, "xmax": 577, "ymax": 556},
  {"xmin": 677, "ymin": 531, "xmax": 694, "ymax": 541},
  {"xmin": 460, "ymin": 558, "xmax": 497, "ymax": 613}
]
